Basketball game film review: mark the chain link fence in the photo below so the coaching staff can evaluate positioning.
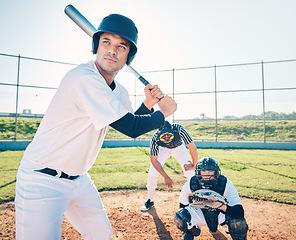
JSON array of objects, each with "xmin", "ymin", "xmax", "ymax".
[{"xmin": 1, "ymin": 52, "xmax": 295, "ymax": 143}]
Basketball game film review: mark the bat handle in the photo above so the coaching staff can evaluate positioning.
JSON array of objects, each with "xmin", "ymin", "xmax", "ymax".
[
  {"xmin": 125, "ymin": 65, "xmax": 150, "ymax": 86},
  {"xmin": 138, "ymin": 76, "xmax": 150, "ymax": 86},
  {"xmin": 125, "ymin": 64, "xmax": 163, "ymax": 99}
]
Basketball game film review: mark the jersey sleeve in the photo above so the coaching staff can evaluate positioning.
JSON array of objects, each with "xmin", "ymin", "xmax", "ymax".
[
  {"xmin": 175, "ymin": 124, "xmax": 193, "ymax": 145},
  {"xmin": 71, "ymin": 68, "xmax": 128, "ymax": 131},
  {"xmin": 224, "ymin": 179, "xmax": 242, "ymax": 206},
  {"xmin": 110, "ymin": 111, "xmax": 164, "ymax": 138},
  {"xmin": 113, "ymin": 81, "xmax": 134, "ymax": 113},
  {"xmin": 134, "ymin": 102, "xmax": 154, "ymax": 115},
  {"xmin": 179, "ymin": 180, "xmax": 191, "ymax": 205},
  {"xmin": 150, "ymin": 132, "xmax": 159, "ymax": 156}
]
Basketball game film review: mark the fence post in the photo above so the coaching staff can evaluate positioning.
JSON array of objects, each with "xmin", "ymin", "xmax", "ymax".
[
  {"xmin": 261, "ymin": 61, "xmax": 266, "ymax": 143},
  {"xmin": 14, "ymin": 54, "xmax": 21, "ymax": 141},
  {"xmin": 172, "ymin": 68, "xmax": 175, "ymax": 123},
  {"xmin": 214, "ymin": 65, "xmax": 218, "ymax": 142}
]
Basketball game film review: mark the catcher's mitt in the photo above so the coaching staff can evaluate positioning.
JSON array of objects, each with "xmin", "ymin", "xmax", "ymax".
[{"xmin": 189, "ymin": 189, "xmax": 228, "ymax": 210}]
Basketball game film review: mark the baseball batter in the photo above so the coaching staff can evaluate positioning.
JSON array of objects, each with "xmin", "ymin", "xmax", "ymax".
[
  {"xmin": 140, "ymin": 121, "xmax": 198, "ymax": 211},
  {"xmin": 175, "ymin": 157, "xmax": 248, "ymax": 240},
  {"xmin": 15, "ymin": 13, "xmax": 177, "ymax": 240}
]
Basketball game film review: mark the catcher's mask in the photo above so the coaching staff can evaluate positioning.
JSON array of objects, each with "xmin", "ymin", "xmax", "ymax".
[
  {"xmin": 196, "ymin": 157, "xmax": 221, "ymax": 188},
  {"xmin": 92, "ymin": 14, "xmax": 138, "ymax": 65}
]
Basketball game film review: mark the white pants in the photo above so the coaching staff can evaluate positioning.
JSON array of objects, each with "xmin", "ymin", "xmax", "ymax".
[
  {"xmin": 15, "ymin": 159, "xmax": 112, "ymax": 240},
  {"xmin": 147, "ymin": 144, "xmax": 195, "ymax": 200},
  {"xmin": 185, "ymin": 206, "xmax": 227, "ymax": 229}
]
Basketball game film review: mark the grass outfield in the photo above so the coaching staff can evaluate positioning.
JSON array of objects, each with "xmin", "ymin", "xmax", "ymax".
[
  {"xmin": 0, "ymin": 148, "xmax": 295, "ymax": 205},
  {"xmin": 1, "ymin": 117, "xmax": 296, "ymax": 142}
]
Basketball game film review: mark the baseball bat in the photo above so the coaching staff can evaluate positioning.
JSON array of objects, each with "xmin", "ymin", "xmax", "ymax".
[{"xmin": 64, "ymin": 4, "xmax": 150, "ymax": 86}]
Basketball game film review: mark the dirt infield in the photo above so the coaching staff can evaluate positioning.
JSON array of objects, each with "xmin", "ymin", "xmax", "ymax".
[{"xmin": 1, "ymin": 189, "xmax": 295, "ymax": 240}]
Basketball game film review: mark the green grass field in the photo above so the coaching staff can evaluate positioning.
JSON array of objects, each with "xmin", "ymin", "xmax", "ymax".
[{"xmin": 0, "ymin": 148, "xmax": 295, "ymax": 205}]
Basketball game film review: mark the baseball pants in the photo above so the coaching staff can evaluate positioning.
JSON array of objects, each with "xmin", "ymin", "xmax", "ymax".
[
  {"xmin": 185, "ymin": 206, "xmax": 226, "ymax": 229},
  {"xmin": 147, "ymin": 144, "xmax": 195, "ymax": 200},
  {"xmin": 15, "ymin": 159, "xmax": 112, "ymax": 240}
]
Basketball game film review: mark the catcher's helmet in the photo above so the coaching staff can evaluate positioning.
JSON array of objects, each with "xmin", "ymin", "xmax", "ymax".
[
  {"xmin": 92, "ymin": 14, "xmax": 138, "ymax": 65},
  {"xmin": 196, "ymin": 157, "xmax": 221, "ymax": 188}
]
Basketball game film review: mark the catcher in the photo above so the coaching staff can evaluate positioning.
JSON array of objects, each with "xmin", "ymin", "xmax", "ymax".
[
  {"xmin": 140, "ymin": 121, "xmax": 198, "ymax": 211},
  {"xmin": 174, "ymin": 157, "xmax": 248, "ymax": 240}
]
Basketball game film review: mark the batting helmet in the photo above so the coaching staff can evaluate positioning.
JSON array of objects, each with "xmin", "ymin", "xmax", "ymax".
[
  {"xmin": 92, "ymin": 14, "xmax": 138, "ymax": 65},
  {"xmin": 196, "ymin": 157, "xmax": 221, "ymax": 188}
]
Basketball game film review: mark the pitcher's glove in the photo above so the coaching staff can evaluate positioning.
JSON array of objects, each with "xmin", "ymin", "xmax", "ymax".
[{"xmin": 189, "ymin": 189, "xmax": 228, "ymax": 210}]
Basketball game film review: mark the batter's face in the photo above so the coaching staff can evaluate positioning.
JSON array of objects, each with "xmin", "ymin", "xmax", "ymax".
[
  {"xmin": 200, "ymin": 170, "xmax": 215, "ymax": 180},
  {"xmin": 95, "ymin": 32, "xmax": 130, "ymax": 84}
]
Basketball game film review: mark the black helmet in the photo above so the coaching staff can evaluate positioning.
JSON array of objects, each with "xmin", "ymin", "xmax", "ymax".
[
  {"xmin": 196, "ymin": 157, "xmax": 221, "ymax": 188},
  {"xmin": 92, "ymin": 14, "xmax": 138, "ymax": 65}
]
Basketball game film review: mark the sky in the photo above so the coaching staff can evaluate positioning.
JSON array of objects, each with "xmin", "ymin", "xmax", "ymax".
[{"xmin": 0, "ymin": 0, "xmax": 295, "ymax": 119}]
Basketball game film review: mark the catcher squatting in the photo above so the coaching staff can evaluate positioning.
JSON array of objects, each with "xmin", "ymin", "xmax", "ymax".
[{"xmin": 174, "ymin": 157, "xmax": 249, "ymax": 240}]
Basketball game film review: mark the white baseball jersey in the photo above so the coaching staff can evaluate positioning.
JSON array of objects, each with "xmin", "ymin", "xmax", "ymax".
[
  {"xmin": 23, "ymin": 60, "xmax": 132, "ymax": 176},
  {"xmin": 179, "ymin": 176, "xmax": 242, "ymax": 227}
]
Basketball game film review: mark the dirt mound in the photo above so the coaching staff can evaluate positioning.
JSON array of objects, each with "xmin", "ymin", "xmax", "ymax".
[{"xmin": 1, "ymin": 189, "xmax": 295, "ymax": 239}]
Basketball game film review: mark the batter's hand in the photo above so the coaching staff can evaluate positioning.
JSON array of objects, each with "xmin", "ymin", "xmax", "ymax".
[
  {"xmin": 184, "ymin": 161, "xmax": 195, "ymax": 171},
  {"xmin": 149, "ymin": 84, "xmax": 164, "ymax": 99},
  {"xmin": 143, "ymin": 84, "xmax": 164, "ymax": 110},
  {"xmin": 158, "ymin": 95, "xmax": 177, "ymax": 118}
]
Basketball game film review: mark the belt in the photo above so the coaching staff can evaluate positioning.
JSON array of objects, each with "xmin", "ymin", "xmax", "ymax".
[{"xmin": 35, "ymin": 168, "xmax": 80, "ymax": 180}]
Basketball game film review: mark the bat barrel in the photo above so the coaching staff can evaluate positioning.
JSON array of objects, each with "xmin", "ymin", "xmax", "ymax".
[
  {"xmin": 64, "ymin": 4, "xmax": 151, "ymax": 87},
  {"xmin": 64, "ymin": 5, "xmax": 97, "ymax": 37}
]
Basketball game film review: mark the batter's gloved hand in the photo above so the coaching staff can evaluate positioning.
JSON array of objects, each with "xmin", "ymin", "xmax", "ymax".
[{"xmin": 189, "ymin": 189, "xmax": 228, "ymax": 210}]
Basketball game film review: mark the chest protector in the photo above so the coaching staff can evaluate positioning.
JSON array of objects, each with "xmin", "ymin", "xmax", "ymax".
[
  {"xmin": 156, "ymin": 126, "xmax": 182, "ymax": 149},
  {"xmin": 189, "ymin": 175, "xmax": 227, "ymax": 232}
]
